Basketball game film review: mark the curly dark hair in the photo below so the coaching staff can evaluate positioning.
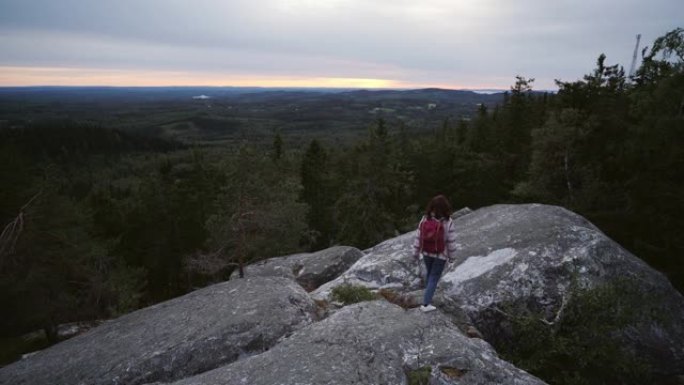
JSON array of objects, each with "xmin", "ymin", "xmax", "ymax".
[{"xmin": 425, "ymin": 195, "xmax": 452, "ymax": 219}]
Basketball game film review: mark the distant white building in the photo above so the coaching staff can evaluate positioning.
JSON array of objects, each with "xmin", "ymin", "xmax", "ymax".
[
  {"xmin": 192, "ymin": 95, "xmax": 211, "ymax": 100},
  {"xmin": 370, "ymin": 107, "xmax": 395, "ymax": 114}
]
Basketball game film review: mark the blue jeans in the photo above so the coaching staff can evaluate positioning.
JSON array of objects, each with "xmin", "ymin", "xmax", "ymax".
[{"xmin": 423, "ymin": 255, "xmax": 446, "ymax": 306}]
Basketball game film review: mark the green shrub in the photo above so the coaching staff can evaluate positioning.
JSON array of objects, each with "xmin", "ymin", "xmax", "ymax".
[
  {"xmin": 0, "ymin": 334, "xmax": 50, "ymax": 366},
  {"xmin": 497, "ymin": 279, "xmax": 657, "ymax": 385},
  {"xmin": 406, "ymin": 366, "xmax": 431, "ymax": 385},
  {"xmin": 330, "ymin": 284, "xmax": 376, "ymax": 305}
]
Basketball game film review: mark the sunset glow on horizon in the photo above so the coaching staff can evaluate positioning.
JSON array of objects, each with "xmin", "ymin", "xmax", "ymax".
[
  {"xmin": 0, "ymin": 66, "xmax": 495, "ymax": 90},
  {"xmin": 0, "ymin": 66, "xmax": 399, "ymax": 88}
]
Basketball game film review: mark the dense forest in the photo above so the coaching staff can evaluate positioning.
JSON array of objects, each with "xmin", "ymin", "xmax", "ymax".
[{"xmin": 0, "ymin": 28, "xmax": 682, "ymax": 375}]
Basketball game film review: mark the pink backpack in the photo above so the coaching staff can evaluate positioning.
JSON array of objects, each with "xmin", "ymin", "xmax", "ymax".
[{"xmin": 419, "ymin": 218, "xmax": 446, "ymax": 254}]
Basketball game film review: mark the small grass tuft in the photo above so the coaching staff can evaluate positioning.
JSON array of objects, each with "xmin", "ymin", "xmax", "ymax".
[{"xmin": 330, "ymin": 284, "xmax": 376, "ymax": 305}]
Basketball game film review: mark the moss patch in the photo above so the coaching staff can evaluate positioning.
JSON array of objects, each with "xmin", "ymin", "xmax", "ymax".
[{"xmin": 406, "ymin": 366, "xmax": 432, "ymax": 385}]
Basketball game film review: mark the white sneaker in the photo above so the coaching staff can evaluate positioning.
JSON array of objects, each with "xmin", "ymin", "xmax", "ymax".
[{"xmin": 420, "ymin": 304, "xmax": 437, "ymax": 312}]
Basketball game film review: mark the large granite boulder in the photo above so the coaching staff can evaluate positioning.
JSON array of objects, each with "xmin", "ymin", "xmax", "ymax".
[
  {"xmin": 312, "ymin": 232, "xmax": 422, "ymax": 300},
  {"xmin": 311, "ymin": 209, "xmax": 473, "ymax": 299},
  {"xmin": 312, "ymin": 204, "xmax": 684, "ymax": 378},
  {"xmin": 234, "ymin": 246, "xmax": 363, "ymax": 291},
  {"xmin": 163, "ymin": 300, "xmax": 547, "ymax": 385},
  {"xmin": 438, "ymin": 204, "xmax": 684, "ymax": 377},
  {"xmin": 0, "ymin": 277, "xmax": 318, "ymax": 385}
]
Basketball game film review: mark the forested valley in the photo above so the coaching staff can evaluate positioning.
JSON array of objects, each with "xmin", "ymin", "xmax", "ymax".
[{"xmin": 0, "ymin": 28, "xmax": 682, "ymax": 367}]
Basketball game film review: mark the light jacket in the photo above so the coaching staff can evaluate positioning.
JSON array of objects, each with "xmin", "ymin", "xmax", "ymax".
[{"xmin": 412, "ymin": 215, "xmax": 458, "ymax": 262}]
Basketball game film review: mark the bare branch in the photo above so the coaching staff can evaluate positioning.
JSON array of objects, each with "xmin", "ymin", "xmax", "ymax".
[
  {"xmin": 183, "ymin": 248, "xmax": 241, "ymax": 276},
  {"xmin": 564, "ymin": 150, "xmax": 574, "ymax": 202},
  {"xmin": 486, "ymin": 294, "xmax": 568, "ymax": 328},
  {"xmin": 0, "ymin": 214, "xmax": 22, "ymax": 258},
  {"xmin": 540, "ymin": 294, "xmax": 568, "ymax": 326},
  {"xmin": 22, "ymin": 191, "xmax": 43, "ymax": 211},
  {"xmin": 486, "ymin": 305, "xmax": 515, "ymax": 319},
  {"xmin": 0, "ymin": 191, "xmax": 42, "ymax": 263}
]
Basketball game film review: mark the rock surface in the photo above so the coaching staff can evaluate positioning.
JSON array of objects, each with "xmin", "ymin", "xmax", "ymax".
[
  {"xmin": 312, "ymin": 231, "xmax": 422, "ymax": 300},
  {"xmin": 163, "ymin": 300, "xmax": 548, "ymax": 385},
  {"xmin": 4, "ymin": 204, "xmax": 682, "ymax": 385},
  {"xmin": 438, "ymin": 204, "xmax": 684, "ymax": 376},
  {"xmin": 312, "ymin": 204, "xmax": 684, "ymax": 377},
  {"xmin": 234, "ymin": 246, "xmax": 364, "ymax": 291},
  {"xmin": 0, "ymin": 277, "xmax": 317, "ymax": 385}
]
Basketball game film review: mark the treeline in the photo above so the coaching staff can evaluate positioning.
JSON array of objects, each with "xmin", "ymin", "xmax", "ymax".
[
  {"xmin": 0, "ymin": 28, "xmax": 682, "ymax": 357},
  {"xmin": 0, "ymin": 130, "xmax": 304, "ymax": 341}
]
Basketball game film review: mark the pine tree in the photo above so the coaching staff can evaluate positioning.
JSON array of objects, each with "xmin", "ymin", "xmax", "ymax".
[
  {"xmin": 300, "ymin": 139, "xmax": 331, "ymax": 250},
  {"xmin": 272, "ymin": 131, "xmax": 283, "ymax": 162},
  {"xmin": 205, "ymin": 144, "xmax": 306, "ymax": 278}
]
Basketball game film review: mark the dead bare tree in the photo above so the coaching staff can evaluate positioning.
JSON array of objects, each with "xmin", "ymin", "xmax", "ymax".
[{"xmin": 0, "ymin": 191, "xmax": 41, "ymax": 268}]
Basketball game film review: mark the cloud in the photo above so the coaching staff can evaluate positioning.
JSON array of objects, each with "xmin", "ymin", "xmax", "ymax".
[{"xmin": 0, "ymin": 0, "xmax": 682, "ymax": 88}]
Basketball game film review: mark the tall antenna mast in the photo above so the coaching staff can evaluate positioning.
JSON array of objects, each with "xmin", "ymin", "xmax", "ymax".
[{"xmin": 628, "ymin": 34, "xmax": 642, "ymax": 79}]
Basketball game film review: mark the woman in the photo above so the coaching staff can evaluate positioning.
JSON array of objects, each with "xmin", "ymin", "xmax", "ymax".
[{"xmin": 412, "ymin": 195, "xmax": 458, "ymax": 312}]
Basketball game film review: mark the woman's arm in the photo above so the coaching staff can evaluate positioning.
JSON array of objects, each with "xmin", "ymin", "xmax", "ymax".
[
  {"xmin": 446, "ymin": 219, "xmax": 458, "ymax": 262},
  {"xmin": 412, "ymin": 217, "xmax": 425, "ymax": 258}
]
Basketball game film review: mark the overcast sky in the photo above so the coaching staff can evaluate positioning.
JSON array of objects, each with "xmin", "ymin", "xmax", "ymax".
[{"xmin": 0, "ymin": 0, "xmax": 682, "ymax": 89}]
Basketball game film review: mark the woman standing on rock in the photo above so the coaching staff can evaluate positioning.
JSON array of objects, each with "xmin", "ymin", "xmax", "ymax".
[{"xmin": 412, "ymin": 195, "xmax": 458, "ymax": 312}]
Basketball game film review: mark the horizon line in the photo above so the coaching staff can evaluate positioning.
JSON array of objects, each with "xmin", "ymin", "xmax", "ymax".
[
  {"xmin": 0, "ymin": 66, "xmax": 524, "ymax": 91},
  {"xmin": 0, "ymin": 85, "xmax": 515, "ymax": 93}
]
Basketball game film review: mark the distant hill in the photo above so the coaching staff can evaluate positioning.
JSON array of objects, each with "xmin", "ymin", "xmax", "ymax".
[
  {"xmin": 0, "ymin": 86, "xmax": 502, "ymax": 103},
  {"xmin": 0, "ymin": 86, "xmax": 351, "ymax": 103},
  {"xmin": 0, "ymin": 87, "xmax": 506, "ymax": 144}
]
